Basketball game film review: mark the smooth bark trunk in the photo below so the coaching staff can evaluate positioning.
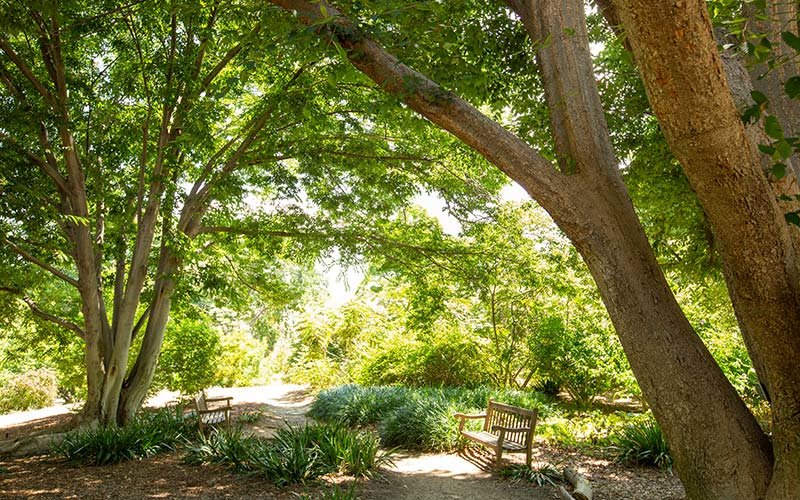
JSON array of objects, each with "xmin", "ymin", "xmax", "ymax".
[{"xmin": 612, "ymin": 1, "xmax": 800, "ymax": 497}]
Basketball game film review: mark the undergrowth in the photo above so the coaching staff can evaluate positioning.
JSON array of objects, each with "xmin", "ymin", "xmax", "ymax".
[
  {"xmin": 54, "ymin": 406, "xmax": 197, "ymax": 465},
  {"xmin": 184, "ymin": 423, "xmax": 392, "ymax": 486}
]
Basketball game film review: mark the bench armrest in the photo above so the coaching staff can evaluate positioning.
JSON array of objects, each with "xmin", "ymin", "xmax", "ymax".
[
  {"xmin": 453, "ymin": 413, "xmax": 486, "ymax": 420},
  {"xmin": 454, "ymin": 413, "xmax": 486, "ymax": 432},
  {"xmin": 205, "ymin": 396, "xmax": 233, "ymax": 402}
]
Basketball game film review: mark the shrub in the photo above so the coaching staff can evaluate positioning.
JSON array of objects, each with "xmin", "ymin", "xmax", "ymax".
[
  {"xmin": 55, "ymin": 406, "xmax": 196, "ymax": 465},
  {"xmin": 154, "ymin": 316, "xmax": 220, "ymax": 395},
  {"xmin": 184, "ymin": 424, "xmax": 389, "ymax": 486},
  {"xmin": 378, "ymin": 396, "xmax": 459, "ymax": 451},
  {"xmin": 611, "ymin": 417, "xmax": 672, "ymax": 470},
  {"xmin": 184, "ymin": 428, "xmax": 261, "ymax": 473},
  {"xmin": 0, "ymin": 369, "xmax": 58, "ymax": 413},
  {"xmin": 309, "ymin": 385, "xmax": 410, "ymax": 427},
  {"xmin": 359, "ymin": 334, "xmax": 493, "ymax": 388}
]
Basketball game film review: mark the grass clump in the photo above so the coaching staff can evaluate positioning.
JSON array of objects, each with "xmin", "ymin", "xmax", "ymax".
[
  {"xmin": 378, "ymin": 396, "xmax": 460, "ymax": 451},
  {"xmin": 184, "ymin": 423, "xmax": 391, "ymax": 486},
  {"xmin": 308, "ymin": 385, "xmax": 409, "ymax": 427},
  {"xmin": 611, "ymin": 417, "xmax": 672, "ymax": 470},
  {"xmin": 55, "ymin": 406, "xmax": 196, "ymax": 465},
  {"xmin": 500, "ymin": 462, "xmax": 564, "ymax": 487}
]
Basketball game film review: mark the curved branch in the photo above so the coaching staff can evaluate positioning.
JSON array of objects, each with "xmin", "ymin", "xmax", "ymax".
[
  {"xmin": 268, "ymin": 0, "xmax": 570, "ymax": 214},
  {"xmin": 0, "ymin": 38, "xmax": 57, "ymax": 110},
  {"xmin": 21, "ymin": 297, "xmax": 85, "ymax": 340},
  {"xmin": 3, "ymin": 238, "xmax": 80, "ymax": 288}
]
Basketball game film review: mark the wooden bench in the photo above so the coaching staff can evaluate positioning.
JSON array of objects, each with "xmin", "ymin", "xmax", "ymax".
[
  {"xmin": 455, "ymin": 400, "xmax": 537, "ymax": 467},
  {"xmin": 193, "ymin": 391, "xmax": 233, "ymax": 433}
]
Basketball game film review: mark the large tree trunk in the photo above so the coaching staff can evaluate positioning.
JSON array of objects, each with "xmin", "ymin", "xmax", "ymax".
[
  {"xmin": 515, "ymin": 2, "xmax": 773, "ymax": 497},
  {"xmin": 270, "ymin": 0, "xmax": 775, "ymax": 497},
  {"xmin": 612, "ymin": 1, "xmax": 800, "ymax": 497}
]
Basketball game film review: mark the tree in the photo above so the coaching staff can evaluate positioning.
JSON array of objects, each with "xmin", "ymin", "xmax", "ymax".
[
  {"xmin": 267, "ymin": 0, "xmax": 798, "ymax": 497},
  {"xmin": 0, "ymin": 0, "xmax": 497, "ymax": 426}
]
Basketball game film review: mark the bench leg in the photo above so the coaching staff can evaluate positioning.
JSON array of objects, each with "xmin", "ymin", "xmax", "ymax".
[{"xmin": 495, "ymin": 448, "xmax": 504, "ymax": 468}]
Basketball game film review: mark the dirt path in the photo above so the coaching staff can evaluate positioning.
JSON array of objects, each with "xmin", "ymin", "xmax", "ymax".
[{"xmin": 0, "ymin": 382, "xmax": 684, "ymax": 499}]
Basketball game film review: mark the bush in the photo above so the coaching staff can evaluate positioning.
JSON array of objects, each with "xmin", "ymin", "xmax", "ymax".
[
  {"xmin": 309, "ymin": 385, "xmax": 410, "ymax": 427},
  {"xmin": 55, "ymin": 406, "xmax": 196, "ymax": 465},
  {"xmin": 611, "ymin": 417, "xmax": 672, "ymax": 470},
  {"xmin": 184, "ymin": 424, "xmax": 390, "ymax": 486},
  {"xmin": 0, "ymin": 369, "xmax": 58, "ymax": 413},
  {"xmin": 154, "ymin": 316, "xmax": 220, "ymax": 395},
  {"xmin": 359, "ymin": 334, "xmax": 493, "ymax": 388},
  {"xmin": 378, "ymin": 396, "xmax": 460, "ymax": 451},
  {"xmin": 310, "ymin": 384, "xmax": 555, "ymax": 453}
]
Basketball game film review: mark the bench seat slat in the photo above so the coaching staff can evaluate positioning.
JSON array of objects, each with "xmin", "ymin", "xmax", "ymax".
[{"xmin": 461, "ymin": 431, "xmax": 526, "ymax": 451}]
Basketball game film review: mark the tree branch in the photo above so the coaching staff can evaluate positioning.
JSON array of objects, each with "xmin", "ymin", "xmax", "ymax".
[
  {"xmin": 21, "ymin": 296, "xmax": 85, "ymax": 340},
  {"xmin": 267, "ymin": 0, "xmax": 569, "ymax": 214},
  {"xmin": 0, "ymin": 38, "xmax": 57, "ymax": 110},
  {"xmin": 3, "ymin": 238, "xmax": 80, "ymax": 288}
]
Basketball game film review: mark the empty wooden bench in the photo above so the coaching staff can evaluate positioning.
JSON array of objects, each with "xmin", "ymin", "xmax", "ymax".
[
  {"xmin": 455, "ymin": 399, "xmax": 538, "ymax": 467},
  {"xmin": 193, "ymin": 391, "xmax": 233, "ymax": 433}
]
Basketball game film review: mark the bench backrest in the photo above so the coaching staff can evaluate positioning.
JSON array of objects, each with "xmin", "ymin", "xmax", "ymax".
[
  {"xmin": 194, "ymin": 391, "xmax": 208, "ymax": 412},
  {"xmin": 485, "ymin": 400, "xmax": 538, "ymax": 447}
]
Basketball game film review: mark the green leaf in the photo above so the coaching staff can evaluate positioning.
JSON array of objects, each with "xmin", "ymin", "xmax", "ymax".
[
  {"xmin": 758, "ymin": 143, "xmax": 776, "ymax": 155},
  {"xmin": 750, "ymin": 90, "xmax": 768, "ymax": 105},
  {"xmin": 785, "ymin": 76, "xmax": 800, "ymax": 99},
  {"xmin": 764, "ymin": 115, "xmax": 784, "ymax": 139},
  {"xmin": 742, "ymin": 105, "xmax": 761, "ymax": 124},
  {"xmin": 785, "ymin": 211, "xmax": 800, "ymax": 227},
  {"xmin": 781, "ymin": 31, "xmax": 800, "ymax": 53},
  {"xmin": 776, "ymin": 140, "xmax": 794, "ymax": 160},
  {"xmin": 772, "ymin": 163, "xmax": 787, "ymax": 179}
]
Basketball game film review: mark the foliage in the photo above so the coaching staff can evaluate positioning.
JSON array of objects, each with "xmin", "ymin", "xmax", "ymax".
[
  {"xmin": 0, "ymin": 369, "xmax": 58, "ymax": 413},
  {"xmin": 311, "ymin": 384, "xmax": 557, "ymax": 452},
  {"xmin": 184, "ymin": 424, "xmax": 390, "ymax": 486},
  {"xmin": 358, "ymin": 331, "xmax": 492, "ymax": 388},
  {"xmin": 308, "ymin": 385, "xmax": 411, "ymax": 427},
  {"xmin": 299, "ymin": 483, "xmax": 359, "ymax": 500},
  {"xmin": 611, "ymin": 417, "xmax": 673, "ymax": 470},
  {"xmin": 55, "ymin": 407, "xmax": 197, "ymax": 465},
  {"xmin": 153, "ymin": 313, "xmax": 221, "ymax": 395},
  {"xmin": 237, "ymin": 409, "xmax": 264, "ymax": 424},
  {"xmin": 499, "ymin": 462, "xmax": 564, "ymax": 487}
]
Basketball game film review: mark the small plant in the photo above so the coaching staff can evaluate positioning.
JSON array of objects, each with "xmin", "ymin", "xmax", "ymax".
[
  {"xmin": 500, "ymin": 462, "xmax": 564, "ymax": 487},
  {"xmin": 611, "ymin": 418, "xmax": 672, "ymax": 470},
  {"xmin": 184, "ymin": 428, "xmax": 260, "ymax": 473},
  {"xmin": 237, "ymin": 409, "xmax": 264, "ymax": 424},
  {"xmin": 299, "ymin": 483, "xmax": 359, "ymax": 500},
  {"xmin": 55, "ymin": 406, "xmax": 195, "ymax": 465}
]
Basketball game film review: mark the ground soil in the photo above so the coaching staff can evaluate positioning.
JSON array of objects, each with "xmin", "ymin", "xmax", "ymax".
[{"xmin": 0, "ymin": 383, "xmax": 685, "ymax": 499}]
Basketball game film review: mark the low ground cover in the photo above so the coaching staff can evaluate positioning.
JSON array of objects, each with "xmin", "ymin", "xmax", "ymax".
[{"xmin": 308, "ymin": 384, "xmax": 671, "ymax": 469}]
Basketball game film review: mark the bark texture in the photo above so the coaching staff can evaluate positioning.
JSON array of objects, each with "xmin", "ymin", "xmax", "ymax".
[
  {"xmin": 270, "ymin": 0, "xmax": 775, "ymax": 497},
  {"xmin": 612, "ymin": 1, "xmax": 800, "ymax": 497}
]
